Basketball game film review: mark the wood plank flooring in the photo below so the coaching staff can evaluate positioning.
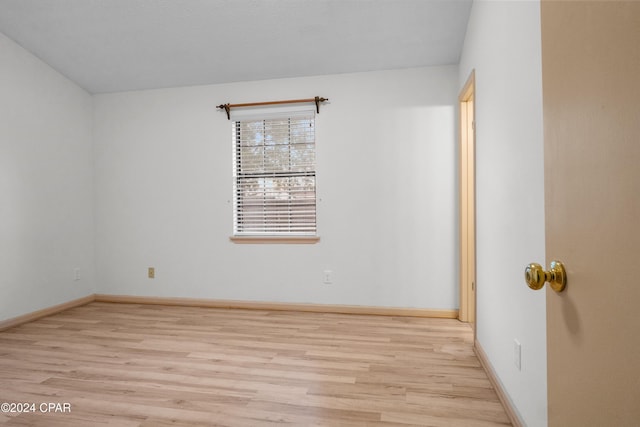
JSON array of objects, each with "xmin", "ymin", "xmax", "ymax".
[{"xmin": 0, "ymin": 302, "xmax": 511, "ymax": 426}]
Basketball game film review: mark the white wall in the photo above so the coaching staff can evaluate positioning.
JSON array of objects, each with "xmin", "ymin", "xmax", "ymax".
[
  {"xmin": 0, "ymin": 32, "xmax": 95, "ymax": 321},
  {"xmin": 458, "ymin": 1, "xmax": 547, "ymax": 426},
  {"xmin": 93, "ymin": 67, "xmax": 459, "ymax": 309}
]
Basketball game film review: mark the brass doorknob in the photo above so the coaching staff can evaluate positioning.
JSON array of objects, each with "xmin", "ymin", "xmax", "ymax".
[{"xmin": 525, "ymin": 261, "xmax": 567, "ymax": 292}]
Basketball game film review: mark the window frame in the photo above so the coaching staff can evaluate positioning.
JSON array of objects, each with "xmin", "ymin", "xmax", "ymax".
[{"xmin": 229, "ymin": 108, "xmax": 319, "ymax": 244}]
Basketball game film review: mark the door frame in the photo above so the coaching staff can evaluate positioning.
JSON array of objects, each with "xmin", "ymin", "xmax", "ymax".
[{"xmin": 459, "ymin": 70, "xmax": 476, "ymax": 329}]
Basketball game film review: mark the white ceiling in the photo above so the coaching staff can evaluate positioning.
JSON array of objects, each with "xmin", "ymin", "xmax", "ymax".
[{"xmin": 0, "ymin": 0, "xmax": 472, "ymax": 93}]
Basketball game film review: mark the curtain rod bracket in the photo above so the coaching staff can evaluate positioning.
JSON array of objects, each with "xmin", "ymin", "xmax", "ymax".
[
  {"xmin": 314, "ymin": 96, "xmax": 328, "ymax": 114},
  {"xmin": 216, "ymin": 103, "xmax": 231, "ymax": 120},
  {"xmin": 217, "ymin": 97, "xmax": 328, "ymax": 120}
]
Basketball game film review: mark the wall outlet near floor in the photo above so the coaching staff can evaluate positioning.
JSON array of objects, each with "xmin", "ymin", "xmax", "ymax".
[
  {"xmin": 148, "ymin": 267, "xmax": 155, "ymax": 279},
  {"xmin": 74, "ymin": 268, "xmax": 81, "ymax": 281},
  {"xmin": 323, "ymin": 270, "xmax": 333, "ymax": 284},
  {"xmin": 514, "ymin": 339, "xmax": 522, "ymax": 371}
]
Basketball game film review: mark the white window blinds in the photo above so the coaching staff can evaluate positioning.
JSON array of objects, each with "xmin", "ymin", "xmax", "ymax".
[{"xmin": 232, "ymin": 110, "xmax": 317, "ymax": 236}]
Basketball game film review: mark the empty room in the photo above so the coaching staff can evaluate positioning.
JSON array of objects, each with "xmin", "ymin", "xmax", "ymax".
[{"xmin": 1, "ymin": 1, "xmax": 638, "ymax": 426}]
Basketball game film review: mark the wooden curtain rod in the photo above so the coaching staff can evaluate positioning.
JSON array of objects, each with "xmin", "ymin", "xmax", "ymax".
[{"xmin": 217, "ymin": 96, "xmax": 328, "ymax": 119}]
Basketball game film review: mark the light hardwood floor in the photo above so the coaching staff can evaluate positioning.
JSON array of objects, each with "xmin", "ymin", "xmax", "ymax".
[{"xmin": 0, "ymin": 302, "xmax": 511, "ymax": 426}]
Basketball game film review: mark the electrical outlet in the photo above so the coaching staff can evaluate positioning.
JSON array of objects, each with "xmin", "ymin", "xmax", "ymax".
[
  {"xmin": 514, "ymin": 339, "xmax": 522, "ymax": 371},
  {"xmin": 148, "ymin": 267, "xmax": 155, "ymax": 279},
  {"xmin": 323, "ymin": 270, "xmax": 332, "ymax": 284},
  {"xmin": 74, "ymin": 268, "xmax": 81, "ymax": 281}
]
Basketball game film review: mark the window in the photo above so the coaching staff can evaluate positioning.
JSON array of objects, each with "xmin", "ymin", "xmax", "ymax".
[{"xmin": 232, "ymin": 109, "xmax": 317, "ymax": 237}]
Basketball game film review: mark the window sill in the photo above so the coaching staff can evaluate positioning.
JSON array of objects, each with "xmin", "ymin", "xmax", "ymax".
[{"xmin": 229, "ymin": 236, "xmax": 320, "ymax": 244}]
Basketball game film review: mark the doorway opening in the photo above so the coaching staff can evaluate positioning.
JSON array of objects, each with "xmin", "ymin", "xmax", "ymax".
[{"xmin": 459, "ymin": 70, "xmax": 476, "ymax": 330}]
